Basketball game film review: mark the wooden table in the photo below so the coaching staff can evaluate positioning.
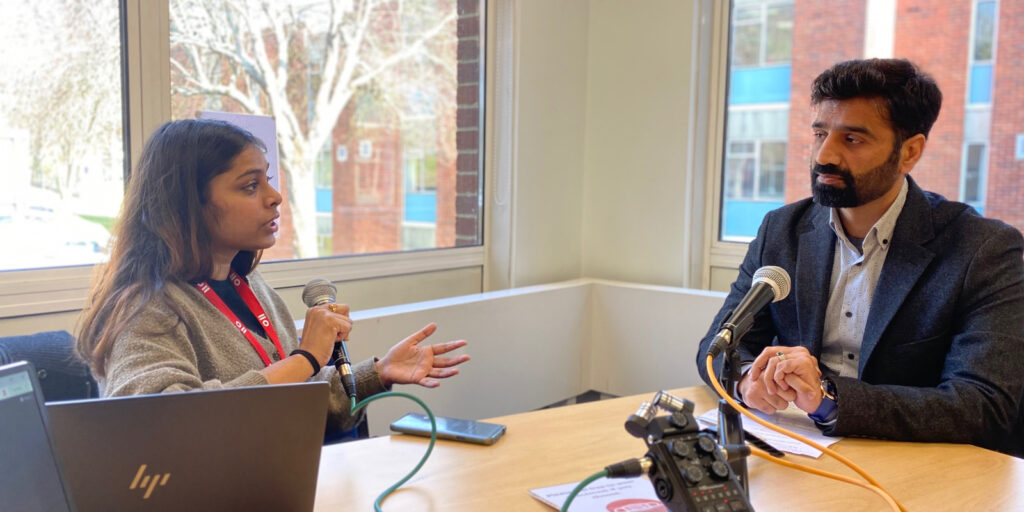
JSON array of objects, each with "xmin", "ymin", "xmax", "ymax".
[{"xmin": 314, "ymin": 386, "xmax": 1024, "ymax": 511}]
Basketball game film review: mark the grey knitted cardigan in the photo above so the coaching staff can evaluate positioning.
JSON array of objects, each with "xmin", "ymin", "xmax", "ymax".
[{"xmin": 100, "ymin": 271, "xmax": 386, "ymax": 433}]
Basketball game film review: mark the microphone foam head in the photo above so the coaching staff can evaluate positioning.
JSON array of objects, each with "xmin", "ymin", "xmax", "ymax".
[
  {"xmin": 302, "ymin": 278, "xmax": 337, "ymax": 307},
  {"xmin": 752, "ymin": 266, "xmax": 791, "ymax": 302}
]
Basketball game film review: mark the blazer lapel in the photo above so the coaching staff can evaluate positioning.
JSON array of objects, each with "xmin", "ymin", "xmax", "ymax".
[
  {"xmin": 859, "ymin": 179, "xmax": 936, "ymax": 376},
  {"xmin": 795, "ymin": 206, "xmax": 835, "ymax": 355}
]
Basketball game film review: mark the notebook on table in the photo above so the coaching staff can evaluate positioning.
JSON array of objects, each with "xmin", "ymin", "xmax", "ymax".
[{"xmin": 46, "ymin": 380, "xmax": 329, "ymax": 512}]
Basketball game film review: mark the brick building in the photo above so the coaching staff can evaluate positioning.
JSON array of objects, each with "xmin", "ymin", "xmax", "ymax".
[
  {"xmin": 325, "ymin": 0, "xmax": 482, "ymax": 255},
  {"xmin": 725, "ymin": 0, "xmax": 1021, "ymax": 240}
]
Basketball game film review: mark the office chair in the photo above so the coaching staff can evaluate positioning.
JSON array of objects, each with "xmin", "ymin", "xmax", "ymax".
[{"xmin": 0, "ymin": 330, "xmax": 98, "ymax": 402}]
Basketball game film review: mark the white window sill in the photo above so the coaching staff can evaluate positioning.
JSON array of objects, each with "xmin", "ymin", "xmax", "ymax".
[{"xmin": 0, "ymin": 246, "xmax": 484, "ymax": 318}]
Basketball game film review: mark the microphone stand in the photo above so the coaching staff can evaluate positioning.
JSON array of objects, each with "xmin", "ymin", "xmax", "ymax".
[{"xmin": 716, "ymin": 322, "xmax": 750, "ymax": 496}]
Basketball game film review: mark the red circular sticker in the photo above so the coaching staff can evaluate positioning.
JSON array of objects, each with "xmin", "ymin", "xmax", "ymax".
[{"xmin": 605, "ymin": 498, "xmax": 667, "ymax": 512}]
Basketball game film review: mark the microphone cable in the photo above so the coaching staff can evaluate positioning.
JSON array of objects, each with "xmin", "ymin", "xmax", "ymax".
[
  {"xmin": 558, "ymin": 469, "xmax": 608, "ymax": 512},
  {"xmin": 747, "ymin": 446, "xmax": 899, "ymax": 510},
  {"xmin": 705, "ymin": 354, "xmax": 904, "ymax": 512},
  {"xmin": 559, "ymin": 457, "xmax": 650, "ymax": 512},
  {"xmin": 349, "ymin": 392, "xmax": 437, "ymax": 512}
]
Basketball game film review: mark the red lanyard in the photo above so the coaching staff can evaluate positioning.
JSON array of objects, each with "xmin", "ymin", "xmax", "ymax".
[{"xmin": 195, "ymin": 271, "xmax": 285, "ymax": 367}]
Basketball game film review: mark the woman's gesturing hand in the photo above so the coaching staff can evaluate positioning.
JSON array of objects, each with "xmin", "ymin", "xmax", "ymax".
[{"xmin": 375, "ymin": 323, "xmax": 470, "ymax": 388}]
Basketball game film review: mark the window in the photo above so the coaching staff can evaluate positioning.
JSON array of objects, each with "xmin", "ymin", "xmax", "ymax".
[
  {"xmin": 962, "ymin": 143, "xmax": 986, "ymax": 210},
  {"xmin": 0, "ymin": 0, "xmax": 487, "ymax": 318},
  {"xmin": 968, "ymin": 1, "xmax": 997, "ymax": 104},
  {"xmin": 973, "ymin": 1, "xmax": 997, "ymax": 62},
  {"xmin": 722, "ymin": 140, "xmax": 786, "ymax": 240},
  {"xmin": 960, "ymin": 1, "xmax": 997, "ymax": 213},
  {"xmin": 0, "ymin": 1, "xmax": 124, "ymax": 272},
  {"xmin": 717, "ymin": 0, "xmax": 1022, "ymax": 247},
  {"xmin": 168, "ymin": 0, "xmax": 484, "ymax": 260},
  {"xmin": 731, "ymin": 0, "xmax": 793, "ymax": 68}
]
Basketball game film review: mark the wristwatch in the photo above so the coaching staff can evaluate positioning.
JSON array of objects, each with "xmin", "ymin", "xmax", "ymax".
[
  {"xmin": 809, "ymin": 377, "xmax": 838, "ymax": 424},
  {"xmin": 820, "ymin": 376, "xmax": 837, "ymax": 402}
]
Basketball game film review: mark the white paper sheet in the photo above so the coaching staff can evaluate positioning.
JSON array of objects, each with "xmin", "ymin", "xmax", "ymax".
[
  {"xmin": 529, "ymin": 477, "xmax": 667, "ymax": 511},
  {"xmin": 696, "ymin": 405, "xmax": 840, "ymax": 458}
]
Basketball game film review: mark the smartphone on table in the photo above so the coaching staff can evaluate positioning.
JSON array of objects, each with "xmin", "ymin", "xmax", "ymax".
[{"xmin": 389, "ymin": 413, "xmax": 506, "ymax": 445}]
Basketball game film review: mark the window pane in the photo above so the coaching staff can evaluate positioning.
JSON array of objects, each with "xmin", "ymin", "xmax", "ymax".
[
  {"xmin": 963, "ymin": 144, "xmax": 985, "ymax": 204},
  {"xmin": 973, "ymin": 1, "xmax": 996, "ymax": 62},
  {"xmin": 730, "ymin": 141, "xmax": 756, "ymax": 153},
  {"xmin": 732, "ymin": 24, "xmax": 762, "ymax": 68},
  {"xmin": 734, "ymin": 4, "xmax": 762, "ymax": 22},
  {"xmin": 316, "ymin": 215, "xmax": 333, "ymax": 257},
  {"xmin": 758, "ymin": 141, "xmax": 787, "ymax": 199},
  {"xmin": 725, "ymin": 151, "xmax": 756, "ymax": 200},
  {"xmin": 168, "ymin": 0, "xmax": 483, "ymax": 261},
  {"xmin": 0, "ymin": 1, "xmax": 124, "ymax": 271},
  {"xmin": 765, "ymin": 5, "xmax": 794, "ymax": 63},
  {"xmin": 722, "ymin": 1, "xmax": 793, "ymax": 241}
]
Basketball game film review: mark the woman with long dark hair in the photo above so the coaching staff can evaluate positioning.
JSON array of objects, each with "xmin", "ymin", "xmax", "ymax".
[{"xmin": 77, "ymin": 119, "xmax": 468, "ymax": 432}]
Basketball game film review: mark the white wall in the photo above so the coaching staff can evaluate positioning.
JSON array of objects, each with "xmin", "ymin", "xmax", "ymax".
[
  {"xmin": 343, "ymin": 279, "xmax": 725, "ymax": 436},
  {"xmin": 501, "ymin": 0, "xmax": 590, "ymax": 288},
  {"xmin": 585, "ymin": 281, "xmax": 725, "ymax": 397},
  {"xmin": 505, "ymin": 0, "xmax": 703, "ymax": 289},
  {"xmin": 347, "ymin": 281, "xmax": 590, "ymax": 434},
  {"xmin": 0, "ymin": 268, "xmax": 483, "ymax": 337},
  {"xmin": 581, "ymin": 0, "xmax": 697, "ymax": 287}
]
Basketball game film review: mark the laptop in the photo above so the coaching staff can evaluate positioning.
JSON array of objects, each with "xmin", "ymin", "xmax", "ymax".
[
  {"xmin": 46, "ymin": 381, "xmax": 329, "ymax": 512},
  {"xmin": 0, "ymin": 361, "xmax": 78, "ymax": 512}
]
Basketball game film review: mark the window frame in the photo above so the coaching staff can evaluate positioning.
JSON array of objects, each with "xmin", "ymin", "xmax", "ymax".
[
  {"xmin": 960, "ymin": 141, "xmax": 988, "ymax": 209},
  {"xmin": 703, "ymin": 0, "xmax": 758, "ymax": 288},
  {"xmin": 0, "ymin": 0, "xmax": 491, "ymax": 318}
]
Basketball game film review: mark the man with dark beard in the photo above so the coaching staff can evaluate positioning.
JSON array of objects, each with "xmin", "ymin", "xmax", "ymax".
[{"xmin": 696, "ymin": 58, "xmax": 1024, "ymax": 457}]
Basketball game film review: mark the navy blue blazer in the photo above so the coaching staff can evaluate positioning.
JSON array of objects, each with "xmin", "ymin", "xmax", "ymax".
[{"xmin": 696, "ymin": 177, "xmax": 1024, "ymax": 456}]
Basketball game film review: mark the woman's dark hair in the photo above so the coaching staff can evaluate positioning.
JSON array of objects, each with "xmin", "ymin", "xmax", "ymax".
[
  {"xmin": 811, "ymin": 58, "xmax": 943, "ymax": 144},
  {"xmin": 77, "ymin": 119, "xmax": 266, "ymax": 376}
]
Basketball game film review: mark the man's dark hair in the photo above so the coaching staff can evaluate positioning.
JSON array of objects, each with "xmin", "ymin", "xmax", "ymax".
[{"xmin": 811, "ymin": 58, "xmax": 942, "ymax": 143}]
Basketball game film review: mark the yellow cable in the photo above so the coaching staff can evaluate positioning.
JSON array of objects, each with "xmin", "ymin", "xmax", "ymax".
[
  {"xmin": 749, "ymin": 447, "xmax": 900, "ymax": 511},
  {"xmin": 706, "ymin": 355, "xmax": 906, "ymax": 512}
]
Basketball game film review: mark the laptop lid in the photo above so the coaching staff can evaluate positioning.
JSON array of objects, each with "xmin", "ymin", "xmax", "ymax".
[
  {"xmin": 0, "ymin": 361, "xmax": 77, "ymax": 512},
  {"xmin": 47, "ymin": 382, "xmax": 329, "ymax": 512}
]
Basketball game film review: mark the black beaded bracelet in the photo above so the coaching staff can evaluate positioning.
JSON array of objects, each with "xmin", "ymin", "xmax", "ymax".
[{"xmin": 289, "ymin": 349, "xmax": 321, "ymax": 377}]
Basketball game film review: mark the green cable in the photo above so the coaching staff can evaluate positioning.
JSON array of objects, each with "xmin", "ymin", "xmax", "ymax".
[
  {"xmin": 559, "ymin": 469, "xmax": 609, "ymax": 512},
  {"xmin": 350, "ymin": 391, "xmax": 437, "ymax": 512}
]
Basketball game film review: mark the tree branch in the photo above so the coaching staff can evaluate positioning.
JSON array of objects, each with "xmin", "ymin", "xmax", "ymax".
[
  {"xmin": 170, "ymin": 56, "xmax": 261, "ymax": 113},
  {"xmin": 348, "ymin": 10, "xmax": 456, "ymax": 93}
]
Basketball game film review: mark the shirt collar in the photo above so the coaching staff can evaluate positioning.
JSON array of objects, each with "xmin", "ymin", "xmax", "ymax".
[{"xmin": 828, "ymin": 177, "xmax": 909, "ymax": 252}]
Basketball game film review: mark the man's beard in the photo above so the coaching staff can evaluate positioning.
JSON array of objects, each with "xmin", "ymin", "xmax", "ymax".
[{"xmin": 811, "ymin": 147, "xmax": 902, "ymax": 207}]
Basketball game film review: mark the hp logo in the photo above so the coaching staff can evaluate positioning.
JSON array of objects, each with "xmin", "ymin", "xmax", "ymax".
[{"xmin": 129, "ymin": 464, "xmax": 171, "ymax": 499}]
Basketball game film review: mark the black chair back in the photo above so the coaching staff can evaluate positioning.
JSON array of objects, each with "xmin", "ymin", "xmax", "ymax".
[{"xmin": 0, "ymin": 330, "xmax": 97, "ymax": 402}]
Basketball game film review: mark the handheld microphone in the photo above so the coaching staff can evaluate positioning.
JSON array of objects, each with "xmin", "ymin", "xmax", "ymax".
[
  {"xmin": 707, "ymin": 265, "xmax": 791, "ymax": 358},
  {"xmin": 302, "ymin": 278, "xmax": 357, "ymax": 399}
]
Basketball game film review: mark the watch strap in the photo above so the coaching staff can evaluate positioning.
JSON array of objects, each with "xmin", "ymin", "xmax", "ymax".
[{"xmin": 809, "ymin": 377, "xmax": 838, "ymax": 424}]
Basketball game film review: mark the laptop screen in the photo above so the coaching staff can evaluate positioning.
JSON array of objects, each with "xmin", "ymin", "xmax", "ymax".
[{"xmin": 0, "ymin": 362, "xmax": 76, "ymax": 512}]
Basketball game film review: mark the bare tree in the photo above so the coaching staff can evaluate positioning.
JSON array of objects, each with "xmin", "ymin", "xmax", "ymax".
[
  {"xmin": 170, "ymin": 0, "xmax": 456, "ymax": 258},
  {"xmin": 0, "ymin": 0, "xmax": 122, "ymax": 200}
]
